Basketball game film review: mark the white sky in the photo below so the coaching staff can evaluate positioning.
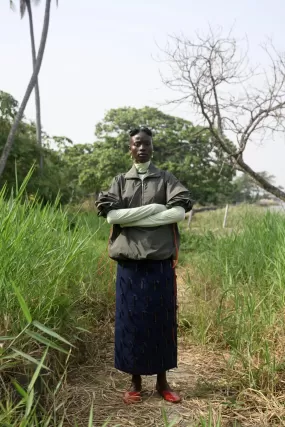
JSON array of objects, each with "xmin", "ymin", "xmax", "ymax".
[{"xmin": 1, "ymin": 0, "xmax": 285, "ymax": 186}]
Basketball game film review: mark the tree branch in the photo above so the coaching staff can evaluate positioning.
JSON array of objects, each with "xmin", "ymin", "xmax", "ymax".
[{"xmin": 159, "ymin": 29, "xmax": 285, "ymax": 201}]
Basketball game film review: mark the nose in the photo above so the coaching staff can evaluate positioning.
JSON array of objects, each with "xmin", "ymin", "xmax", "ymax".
[{"xmin": 140, "ymin": 143, "xmax": 149, "ymax": 150}]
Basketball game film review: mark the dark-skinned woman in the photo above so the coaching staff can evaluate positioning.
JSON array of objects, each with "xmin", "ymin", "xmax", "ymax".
[{"xmin": 95, "ymin": 127, "xmax": 192, "ymax": 404}]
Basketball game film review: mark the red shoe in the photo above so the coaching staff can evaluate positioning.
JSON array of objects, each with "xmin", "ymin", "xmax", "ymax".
[
  {"xmin": 123, "ymin": 391, "xmax": 142, "ymax": 404},
  {"xmin": 157, "ymin": 389, "xmax": 181, "ymax": 403}
]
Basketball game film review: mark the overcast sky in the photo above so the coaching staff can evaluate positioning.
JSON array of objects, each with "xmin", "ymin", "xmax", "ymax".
[{"xmin": 1, "ymin": 0, "xmax": 285, "ymax": 186}]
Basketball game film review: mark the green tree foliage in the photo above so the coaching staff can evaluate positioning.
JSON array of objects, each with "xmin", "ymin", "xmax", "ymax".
[
  {"xmin": 0, "ymin": 92, "xmax": 238, "ymax": 206},
  {"xmin": 91, "ymin": 107, "xmax": 236, "ymax": 204},
  {"xmin": 0, "ymin": 91, "xmax": 70, "ymax": 203}
]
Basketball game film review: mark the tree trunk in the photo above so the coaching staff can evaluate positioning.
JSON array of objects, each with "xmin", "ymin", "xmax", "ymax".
[
  {"xmin": 209, "ymin": 130, "xmax": 285, "ymax": 202},
  {"xmin": 212, "ymin": 130, "xmax": 285, "ymax": 201},
  {"xmin": 237, "ymin": 156, "xmax": 285, "ymax": 201},
  {"xmin": 0, "ymin": 0, "xmax": 51, "ymax": 179},
  {"xmin": 26, "ymin": 0, "xmax": 43, "ymax": 173}
]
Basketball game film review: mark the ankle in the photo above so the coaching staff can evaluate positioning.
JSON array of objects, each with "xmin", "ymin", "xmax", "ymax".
[
  {"xmin": 130, "ymin": 375, "xmax": 142, "ymax": 392},
  {"xmin": 156, "ymin": 376, "xmax": 171, "ymax": 391},
  {"xmin": 132, "ymin": 375, "xmax": 141, "ymax": 384}
]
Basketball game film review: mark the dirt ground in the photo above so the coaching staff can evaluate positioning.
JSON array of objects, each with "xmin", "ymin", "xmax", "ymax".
[{"xmin": 59, "ymin": 271, "xmax": 285, "ymax": 427}]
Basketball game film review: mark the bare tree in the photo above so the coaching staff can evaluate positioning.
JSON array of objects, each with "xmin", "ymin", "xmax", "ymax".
[{"xmin": 160, "ymin": 28, "xmax": 285, "ymax": 201}]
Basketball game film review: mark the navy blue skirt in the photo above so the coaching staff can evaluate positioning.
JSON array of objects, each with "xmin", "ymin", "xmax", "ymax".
[{"xmin": 114, "ymin": 259, "xmax": 177, "ymax": 375}]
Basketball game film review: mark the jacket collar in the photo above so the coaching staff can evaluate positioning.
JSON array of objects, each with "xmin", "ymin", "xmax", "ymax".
[{"xmin": 125, "ymin": 163, "xmax": 161, "ymax": 179}]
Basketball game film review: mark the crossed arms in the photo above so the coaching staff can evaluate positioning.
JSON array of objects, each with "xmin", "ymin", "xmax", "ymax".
[{"xmin": 106, "ymin": 204, "xmax": 185, "ymax": 227}]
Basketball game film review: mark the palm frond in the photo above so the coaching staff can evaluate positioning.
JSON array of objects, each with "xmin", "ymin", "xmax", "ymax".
[
  {"xmin": 20, "ymin": 0, "xmax": 27, "ymax": 18},
  {"xmin": 31, "ymin": 0, "xmax": 58, "ymax": 5},
  {"xmin": 9, "ymin": 0, "xmax": 16, "ymax": 12},
  {"xmin": 31, "ymin": 0, "xmax": 58, "ymax": 8}
]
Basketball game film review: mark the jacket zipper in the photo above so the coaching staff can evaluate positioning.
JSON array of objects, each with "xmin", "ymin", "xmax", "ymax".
[
  {"xmin": 141, "ymin": 179, "xmax": 144, "ymax": 205},
  {"xmin": 140, "ymin": 175, "xmax": 150, "ymax": 206},
  {"xmin": 141, "ymin": 176, "xmax": 149, "ymax": 206}
]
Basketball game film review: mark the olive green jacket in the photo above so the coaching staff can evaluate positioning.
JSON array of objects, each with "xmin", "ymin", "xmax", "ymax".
[{"xmin": 96, "ymin": 163, "xmax": 192, "ymax": 261}]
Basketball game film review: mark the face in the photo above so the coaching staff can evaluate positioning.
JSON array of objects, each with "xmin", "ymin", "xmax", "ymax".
[{"xmin": 129, "ymin": 131, "xmax": 153, "ymax": 163}]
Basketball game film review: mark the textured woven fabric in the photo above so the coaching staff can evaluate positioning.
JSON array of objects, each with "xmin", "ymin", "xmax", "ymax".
[{"xmin": 114, "ymin": 259, "xmax": 177, "ymax": 375}]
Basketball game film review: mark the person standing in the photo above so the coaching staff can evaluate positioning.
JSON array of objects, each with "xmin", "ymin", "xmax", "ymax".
[{"xmin": 96, "ymin": 127, "xmax": 192, "ymax": 404}]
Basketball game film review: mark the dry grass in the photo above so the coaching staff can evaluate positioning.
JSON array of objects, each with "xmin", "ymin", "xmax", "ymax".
[
  {"xmin": 59, "ymin": 338, "xmax": 228, "ymax": 426},
  {"xmin": 55, "ymin": 265, "xmax": 285, "ymax": 427},
  {"xmin": 59, "ymin": 333, "xmax": 285, "ymax": 426}
]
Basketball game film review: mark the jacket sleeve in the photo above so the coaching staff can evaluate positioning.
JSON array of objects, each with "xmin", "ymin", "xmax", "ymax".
[
  {"xmin": 121, "ymin": 206, "xmax": 185, "ymax": 228},
  {"xmin": 95, "ymin": 176, "xmax": 124, "ymax": 217},
  {"xmin": 165, "ymin": 172, "xmax": 193, "ymax": 212},
  {"xmin": 107, "ymin": 204, "xmax": 167, "ymax": 224}
]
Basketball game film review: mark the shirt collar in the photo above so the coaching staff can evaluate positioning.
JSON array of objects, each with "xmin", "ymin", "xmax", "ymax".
[
  {"xmin": 125, "ymin": 163, "xmax": 162, "ymax": 179},
  {"xmin": 134, "ymin": 161, "xmax": 150, "ymax": 174}
]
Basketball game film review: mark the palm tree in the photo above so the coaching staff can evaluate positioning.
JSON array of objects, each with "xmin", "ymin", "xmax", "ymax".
[
  {"xmin": 22, "ymin": 0, "xmax": 44, "ymax": 172},
  {"xmin": 0, "ymin": 0, "xmax": 52, "ymax": 178},
  {"xmin": 10, "ymin": 0, "xmax": 46, "ymax": 173}
]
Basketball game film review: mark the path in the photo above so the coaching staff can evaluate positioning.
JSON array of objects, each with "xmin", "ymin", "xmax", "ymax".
[
  {"xmin": 59, "ymin": 271, "xmax": 285, "ymax": 427},
  {"xmin": 62, "ymin": 340, "xmax": 232, "ymax": 426}
]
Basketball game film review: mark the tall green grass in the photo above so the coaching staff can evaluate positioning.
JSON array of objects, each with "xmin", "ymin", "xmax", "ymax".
[
  {"xmin": 2, "ymin": 184, "xmax": 285, "ymax": 424},
  {"xmin": 180, "ymin": 206, "xmax": 285, "ymax": 390},
  {"xmin": 0, "ymin": 176, "xmax": 112, "ymax": 425}
]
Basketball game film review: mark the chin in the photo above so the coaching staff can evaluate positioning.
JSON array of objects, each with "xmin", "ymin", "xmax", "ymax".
[{"xmin": 137, "ymin": 158, "xmax": 150, "ymax": 163}]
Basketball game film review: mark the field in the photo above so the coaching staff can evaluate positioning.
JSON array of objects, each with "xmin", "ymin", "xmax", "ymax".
[{"xmin": 1, "ymin": 187, "xmax": 285, "ymax": 426}]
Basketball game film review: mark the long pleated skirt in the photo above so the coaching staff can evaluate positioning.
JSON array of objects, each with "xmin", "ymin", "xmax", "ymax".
[{"xmin": 114, "ymin": 259, "xmax": 177, "ymax": 375}]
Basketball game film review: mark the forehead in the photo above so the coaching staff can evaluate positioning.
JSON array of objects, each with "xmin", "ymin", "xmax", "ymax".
[{"xmin": 131, "ymin": 132, "xmax": 152, "ymax": 143}]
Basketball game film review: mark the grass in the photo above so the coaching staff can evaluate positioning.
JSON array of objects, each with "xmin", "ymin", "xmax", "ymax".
[
  {"xmin": 179, "ymin": 204, "xmax": 285, "ymax": 392},
  {"xmin": 0, "ymin": 175, "xmax": 113, "ymax": 425},
  {"xmin": 2, "ymin": 186, "xmax": 285, "ymax": 426}
]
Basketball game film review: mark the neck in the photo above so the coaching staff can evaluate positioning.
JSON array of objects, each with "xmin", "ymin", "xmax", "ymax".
[{"xmin": 134, "ymin": 160, "xmax": 150, "ymax": 174}]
